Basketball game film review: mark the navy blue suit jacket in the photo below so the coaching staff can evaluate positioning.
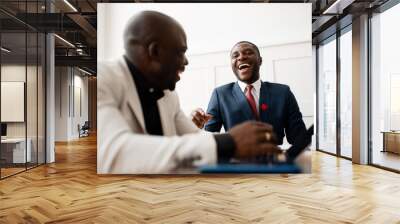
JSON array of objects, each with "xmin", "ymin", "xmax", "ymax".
[{"xmin": 205, "ymin": 81, "xmax": 307, "ymax": 145}]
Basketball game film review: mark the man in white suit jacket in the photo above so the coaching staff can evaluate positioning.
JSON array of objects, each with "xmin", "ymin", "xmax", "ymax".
[{"xmin": 97, "ymin": 11, "xmax": 280, "ymax": 174}]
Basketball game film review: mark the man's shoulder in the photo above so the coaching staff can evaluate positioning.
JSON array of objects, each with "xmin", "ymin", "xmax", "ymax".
[
  {"xmin": 98, "ymin": 58, "xmax": 128, "ymax": 82},
  {"xmin": 214, "ymin": 82, "xmax": 236, "ymax": 93},
  {"xmin": 262, "ymin": 81, "xmax": 290, "ymax": 93},
  {"xmin": 98, "ymin": 59, "xmax": 121, "ymax": 70}
]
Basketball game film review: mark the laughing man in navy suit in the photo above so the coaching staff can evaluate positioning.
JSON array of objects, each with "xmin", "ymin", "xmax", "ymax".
[{"xmin": 191, "ymin": 41, "xmax": 307, "ymax": 149}]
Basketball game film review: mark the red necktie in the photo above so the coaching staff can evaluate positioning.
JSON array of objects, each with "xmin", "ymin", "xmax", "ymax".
[{"xmin": 245, "ymin": 85, "xmax": 259, "ymax": 120}]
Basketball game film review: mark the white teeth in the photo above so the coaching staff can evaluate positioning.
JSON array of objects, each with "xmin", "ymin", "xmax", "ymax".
[{"xmin": 238, "ymin": 64, "xmax": 250, "ymax": 70}]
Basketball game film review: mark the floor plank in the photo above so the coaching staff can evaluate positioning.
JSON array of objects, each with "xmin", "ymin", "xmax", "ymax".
[{"xmin": 0, "ymin": 134, "xmax": 399, "ymax": 223}]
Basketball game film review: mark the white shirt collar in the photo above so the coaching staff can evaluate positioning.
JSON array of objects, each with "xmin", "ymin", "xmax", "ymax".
[{"xmin": 237, "ymin": 78, "xmax": 262, "ymax": 93}]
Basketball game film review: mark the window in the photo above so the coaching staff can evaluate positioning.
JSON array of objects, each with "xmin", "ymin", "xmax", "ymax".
[
  {"xmin": 318, "ymin": 37, "xmax": 337, "ymax": 154},
  {"xmin": 370, "ymin": 2, "xmax": 400, "ymax": 171},
  {"xmin": 339, "ymin": 28, "xmax": 352, "ymax": 158}
]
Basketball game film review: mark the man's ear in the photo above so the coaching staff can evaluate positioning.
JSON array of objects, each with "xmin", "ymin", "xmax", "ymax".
[
  {"xmin": 259, "ymin": 56, "xmax": 263, "ymax": 65},
  {"xmin": 148, "ymin": 42, "xmax": 159, "ymax": 59}
]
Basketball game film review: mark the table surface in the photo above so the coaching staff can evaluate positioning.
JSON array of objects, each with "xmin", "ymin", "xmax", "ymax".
[
  {"xmin": 1, "ymin": 138, "xmax": 27, "ymax": 143},
  {"xmin": 171, "ymin": 150, "xmax": 312, "ymax": 174},
  {"xmin": 381, "ymin": 131, "xmax": 400, "ymax": 134}
]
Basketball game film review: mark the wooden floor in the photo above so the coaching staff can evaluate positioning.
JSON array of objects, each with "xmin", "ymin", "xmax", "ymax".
[
  {"xmin": 1, "ymin": 163, "xmax": 45, "ymax": 178},
  {"xmin": 373, "ymin": 151, "xmax": 400, "ymax": 171},
  {"xmin": 0, "ymin": 167, "xmax": 26, "ymax": 178},
  {"xmin": 1, "ymin": 135, "xmax": 400, "ymax": 223}
]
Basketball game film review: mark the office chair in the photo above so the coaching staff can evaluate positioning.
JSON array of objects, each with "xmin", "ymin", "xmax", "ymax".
[{"xmin": 79, "ymin": 121, "xmax": 90, "ymax": 138}]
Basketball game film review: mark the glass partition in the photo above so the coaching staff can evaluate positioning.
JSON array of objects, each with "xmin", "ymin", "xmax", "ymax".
[
  {"xmin": 317, "ymin": 36, "xmax": 337, "ymax": 155},
  {"xmin": 0, "ymin": 1, "xmax": 46, "ymax": 179},
  {"xmin": 1, "ymin": 30, "xmax": 28, "ymax": 177}
]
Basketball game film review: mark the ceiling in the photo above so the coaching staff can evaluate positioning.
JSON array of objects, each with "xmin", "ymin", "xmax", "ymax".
[{"xmin": 0, "ymin": 0, "xmax": 392, "ymax": 75}]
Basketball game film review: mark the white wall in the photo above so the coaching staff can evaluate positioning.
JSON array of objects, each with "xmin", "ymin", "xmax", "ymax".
[
  {"xmin": 1, "ymin": 64, "xmax": 46, "ymax": 163},
  {"xmin": 1, "ymin": 83, "xmax": 24, "ymax": 123},
  {"xmin": 72, "ymin": 73, "xmax": 89, "ymax": 138},
  {"xmin": 55, "ymin": 67, "xmax": 89, "ymax": 141},
  {"xmin": 98, "ymin": 3, "xmax": 311, "ymax": 60},
  {"xmin": 55, "ymin": 67, "xmax": 68, "ymax": 141},
  {"xmin": 1, "ymin": 65, "xmax": 35, "ymax": 137}
]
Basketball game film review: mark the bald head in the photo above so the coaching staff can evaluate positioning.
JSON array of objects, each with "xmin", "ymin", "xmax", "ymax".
[
  {"xmin": 231, "ymin": 41, "xmax": 261, "ymax": 58},
  {"xmin": 123, "ymin": 11, "xmax": 188, "ymax": 91},
  {"xmin": 124, "ymin": 11, "xmax": 183, "ymax": 50}
]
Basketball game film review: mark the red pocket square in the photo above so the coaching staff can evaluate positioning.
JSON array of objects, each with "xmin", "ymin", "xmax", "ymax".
[{"xmin": 261, "ymin": 103, "xmax": 268, "ymax": 111}]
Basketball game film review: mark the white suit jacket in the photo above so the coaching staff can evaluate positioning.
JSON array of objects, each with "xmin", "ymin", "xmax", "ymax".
[{"xmin": 97, "ymin": 57, "xmax": 217, "ymax": 174}]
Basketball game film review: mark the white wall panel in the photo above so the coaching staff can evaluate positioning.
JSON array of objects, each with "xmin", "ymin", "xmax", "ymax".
[
  {"xmin": 1, "ymin": 82, "xmax": 25, "ymax": 122},
  {"xmin": 273, "ymin": 57, "xmax": 313, "ymax": 116}
]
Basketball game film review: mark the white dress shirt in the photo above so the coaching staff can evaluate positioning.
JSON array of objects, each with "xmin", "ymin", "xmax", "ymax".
[{"xmin": 237, "ymin": 78, "xmax": 262, "ymax": 113}]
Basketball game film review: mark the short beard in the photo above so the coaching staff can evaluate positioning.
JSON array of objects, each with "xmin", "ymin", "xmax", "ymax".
[{"xmin": 234, "ymin": 69, "xmax": 260, "ymax": 84}]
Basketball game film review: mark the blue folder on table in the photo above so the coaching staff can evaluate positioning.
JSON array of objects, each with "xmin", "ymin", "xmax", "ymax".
[{"xmin": 199, "ymin": 163, "xmax": 301, "ymax": 174}]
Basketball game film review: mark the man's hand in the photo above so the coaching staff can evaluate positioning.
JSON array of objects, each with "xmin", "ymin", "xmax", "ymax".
[
  {"xmin": 228, "ymin": 121, "xmax": 281, "ymax": 159},
  {"xmin": 191, "ymin": 108, "xmax": 212, "ymax": 129}
]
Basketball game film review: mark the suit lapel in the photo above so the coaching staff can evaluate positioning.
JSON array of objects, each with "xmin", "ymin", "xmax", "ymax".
[
  {"xmin": 118, "ymin": 57, "xmax": 146, "ymax": 132},
  {"xmin": 232, "ymin": 82, "xmax": 254, "ymax": 120},
  {"xmin": 157, "ymin": 94, "xmax": 174, "ymax": 136},
  {"xmin": 259, "ymin": 82, "xmax": 271, "ymax": 124}
]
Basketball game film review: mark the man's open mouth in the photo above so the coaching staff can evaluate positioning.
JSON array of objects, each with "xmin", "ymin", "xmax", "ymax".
[
  {"xmin": 176, "ymin": 69, "xmax": 184, "ymax": 81},
  {"xmin": 238, "ymin": 63, "xmax": 251, "ymax": 72},
  {"xmin": 176, "ymin": 71, "xmax": 181, "ymax": 81}
]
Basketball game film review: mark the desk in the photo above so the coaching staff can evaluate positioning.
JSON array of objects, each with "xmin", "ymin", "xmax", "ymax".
[
  {"xmin": 1, "ymin": 138, "xmax": 31, "ymax": 163},
  {"xmin": 382, "ymin": 131, "xmax": 400, "ymax": 154},
  {"xmin": 171, "ymin": 150, "xmax": 311, "ymax": 174}
]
